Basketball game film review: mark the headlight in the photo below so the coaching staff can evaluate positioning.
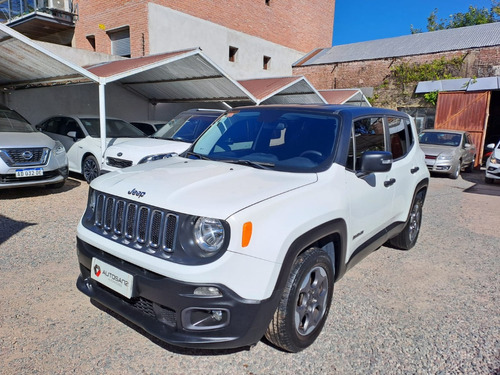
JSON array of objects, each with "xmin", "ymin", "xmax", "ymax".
[
  {"xmin": 53, "ymin": 141, "xmax": 66, "ymax": 155},
  {"xmin": 138, "ymin": 153, "xmax": 176, "ymax": 164},
  {"xmin": 491, "ymin": 156, "xmax": 498, "ymax": 164},
  {"xmin": 437, "ymin": 154, "xmax": 452, "ymax": 161},
  {"xmin": 194, "ymin": 217, "xmax": 225, "ymax": 255}
]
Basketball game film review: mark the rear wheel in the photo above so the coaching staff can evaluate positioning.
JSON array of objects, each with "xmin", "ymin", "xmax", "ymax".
[
  {"xmin": 83, "ymin": 155, "xmax": 100, "ymax": 183},
  {"xmin": 465, "ymin": 156, "xmax": 475, "ymax": 173},
  {"xmin": 265, "ymin": 247, "xmax": 334, "ymax": 353},
  {"xmin": 389, "ymin": 191, "xmax": 424, "ymax": 250}
]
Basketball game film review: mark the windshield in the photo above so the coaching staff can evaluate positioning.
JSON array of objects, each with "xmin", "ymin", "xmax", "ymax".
[
  {"xmin": 81, "ymin": 118, "xmax": 146, "ymax": 138},
  {"xmin": 151, "ymin": 114, "xmax": 219, "ymax": 142},
  {"xmin": 191, "ymin": 108, "xmax": 339, "ymax": 172},
  {"xmin": 419, "ymin": 132, "xmax": 462, "ymax": 147},
  {"xmin": 0, "ymin": 108, "xmax": 36, "ymax": 133}
]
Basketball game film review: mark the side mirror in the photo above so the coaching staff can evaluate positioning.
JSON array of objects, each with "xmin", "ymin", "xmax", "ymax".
[
  {"xmin": 486, "ymin": 143, "xmax": 496, "ymax": 150},
  {"xmin": 357, "ymin": 151, "xmax": 393, "ymax": 177},
  {"xmin": 67, "ymin": 131, "xmax": 78, "ymax": 141},
  {"xmin": 464, "ymin": 143, "xmax": 472, "ymax": 149}
]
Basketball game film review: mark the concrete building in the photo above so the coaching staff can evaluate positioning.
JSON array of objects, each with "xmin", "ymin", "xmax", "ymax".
[{"xmin": 72, "ymin": 0, "xmax": 335, "ymax": 79}]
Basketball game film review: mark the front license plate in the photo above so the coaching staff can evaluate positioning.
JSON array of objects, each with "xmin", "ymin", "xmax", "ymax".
[
  {"xmin": 91, "ymin": 258, "xmax": 134, "ymax": 299},
  {"xmin": 15, "ymin": 168, "xmax": 43, "ymax": 177}
]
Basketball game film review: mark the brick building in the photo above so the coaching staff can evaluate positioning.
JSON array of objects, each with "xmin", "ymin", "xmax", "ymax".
[{"xmin": 72, "ymin": 0, "xmax": 335, "ymax": 79}]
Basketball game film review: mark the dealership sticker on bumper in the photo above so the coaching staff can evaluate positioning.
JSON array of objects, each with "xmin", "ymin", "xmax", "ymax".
[
  {"xmin": 15, "ymin": 168, "xmax": 43, "ymax": 178},
  {"xmin": 91, "ymin": 258, "xmax": 134, "ymax": 299}
]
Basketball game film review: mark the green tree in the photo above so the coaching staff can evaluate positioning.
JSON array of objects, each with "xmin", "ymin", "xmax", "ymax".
[{"xmin": 411, "ymin": 1, "xmax": 500, "ymax": 33}]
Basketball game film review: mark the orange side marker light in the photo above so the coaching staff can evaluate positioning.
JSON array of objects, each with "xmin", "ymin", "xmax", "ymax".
[{"xmin": 242, "ymin": 222, "xmax": 253, "ymax": 247}]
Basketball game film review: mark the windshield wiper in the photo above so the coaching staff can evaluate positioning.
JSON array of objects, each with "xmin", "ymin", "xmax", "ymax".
[
  {"xmin": 184, "ymin": 151, "xmax": 211, "ymax": 160},
  {"xmin": 222, "ymin": 159, "xmax": 275, "ymax": 170}
]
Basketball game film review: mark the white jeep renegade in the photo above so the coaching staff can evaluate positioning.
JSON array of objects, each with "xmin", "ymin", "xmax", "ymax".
[{"xmin": 76, "ymin": 105, "xmax": 429, "ymax": 353}]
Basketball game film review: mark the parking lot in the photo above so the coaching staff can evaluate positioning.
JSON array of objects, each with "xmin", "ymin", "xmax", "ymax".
[{"xmin": 1, "ymin": 171, "xmax": 499, "ymax": 374}]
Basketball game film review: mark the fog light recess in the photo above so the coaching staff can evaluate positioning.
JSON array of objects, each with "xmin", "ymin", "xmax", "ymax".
[{"xmin": 182, "ymin": 308, "xmax": 230, "ymax": 330}]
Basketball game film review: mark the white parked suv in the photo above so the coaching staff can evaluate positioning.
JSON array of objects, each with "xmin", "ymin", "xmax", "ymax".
[
  {"xmin": 76, "ymin": 105, "xmax": 429, "ymax": 352},
  {"xmin": 0, "ymin": 104, "xmax": 68, "ymax": 189},
  {"xmin": 102, "ymin": 109, "xmax": 224, "ymax": 174}
]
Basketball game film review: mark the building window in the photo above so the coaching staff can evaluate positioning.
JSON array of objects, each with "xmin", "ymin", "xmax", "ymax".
[
  {"xmin": 263, "ymin": 55, "xmax": 271, "ymax": 70},
  {"xmin": 107, "ymin": 26, "xmax": 131, "ymax": 57},
  {"xmin": 86, "ymin": 35, "xmax": 96, "ymax": 51},
  {"xmin": 229, "ymin": 46, "xmax": 238, "ymax": 62}
]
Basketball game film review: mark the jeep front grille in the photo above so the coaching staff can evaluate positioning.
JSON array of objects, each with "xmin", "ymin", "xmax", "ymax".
[
  {"xmin": 0, "ymin": 147, "xmax": 50, "ymax": 167},
  {"xmin": 92, "ymin": 192, "xmax": 178, "ymax": 254},
  {"xmin": 106, "ymin": 157, "xmax": 133, "ymax": 168}
]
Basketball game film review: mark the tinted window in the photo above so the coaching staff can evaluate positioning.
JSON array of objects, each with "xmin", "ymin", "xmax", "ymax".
[
  {"xmin": 388, "ymin": 116, "xmax": 413, "ymax": 159},
  {"xmin": 79, "ymin": 118, "xmax": 145, "ymax": 138},
  {"xmin": 347, "ymin": 117, "xmax": 386, "ymax": 171},
  {"xmin": 0, "ymin": 108, "xmax": 35, "ymax": 133},
  {"xmin": 192, "ymin": 109, "xmax": 339, "ymax": 172}
]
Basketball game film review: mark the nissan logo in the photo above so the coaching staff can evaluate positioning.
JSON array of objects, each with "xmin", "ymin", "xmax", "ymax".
[{"xmin": 22, "ymin": 151, "xmax": 33, "ymax": 160}]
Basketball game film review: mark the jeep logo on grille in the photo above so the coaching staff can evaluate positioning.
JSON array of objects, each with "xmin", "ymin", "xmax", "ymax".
[
  {"xmin": 22, "ymin": 151, "xmax": 33, "ymax": 160},
  {"xmin": 128, "ymin": 188, "xmax": 146, "ymax": 198}
]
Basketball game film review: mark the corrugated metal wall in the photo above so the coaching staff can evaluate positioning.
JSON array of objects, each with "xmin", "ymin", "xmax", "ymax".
[{"xmin": 435, "ymin": 91, "xmax": 491, "ymax": 166}]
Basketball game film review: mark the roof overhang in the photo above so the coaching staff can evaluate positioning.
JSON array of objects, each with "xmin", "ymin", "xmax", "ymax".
[
  {"xmin": 319, "ymin": 89, "xmax": 371, "ymax": 107},
  {"xmin": 238, "ymin": 76, "xmax": 327, "ymax": 105},
  {"xmin": 416, "ymin": 77, "xmax": 500, "ymax": 93},
  {"xmin": 86, "ymin": 48, "xmax": 256, "ymax": 103},
  {"xmin": 0, "ymin": 22, "xmax": 98, "ymax": 90}
]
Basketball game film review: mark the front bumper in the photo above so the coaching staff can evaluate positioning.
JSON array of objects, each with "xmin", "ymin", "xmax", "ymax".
[
  {"xmin": 0, "ymin": 165, "xmax": 68, "ymax": 189},
  {"xmin": 424, "ymin": 159, "xmax": 455, "ymax": 174},
  {"xmin": 485, "ymin": 164, "xmax": 500, "ymax": 180},
  {"xmin": 76, "ymin": 238, "xmax": 277, "ymax": 350}
]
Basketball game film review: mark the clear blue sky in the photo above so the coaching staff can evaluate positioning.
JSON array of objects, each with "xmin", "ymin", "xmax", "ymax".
[{"xmin": 332, "ymin": 0, "xmax": 496, "ymax": 45}]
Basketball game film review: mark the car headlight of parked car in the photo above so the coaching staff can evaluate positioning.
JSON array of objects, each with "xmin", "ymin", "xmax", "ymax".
[
  {"xmin": 194, "ymin": 217, "xmax": 225, "ymax": 255},
  {"xmin": 138, "ymin": 153, "xmax": 176, "ymax": 164},
  {"xmin": 490, "ymin": 156, "xmax": 498, "ymax": 164},
  {"xmin": 437, "ymin": 154, "xmax": 453, "ymax": 161},
  {"xmin": 53, "ymin": 140, "xmax": 66, "ymax": 155}
]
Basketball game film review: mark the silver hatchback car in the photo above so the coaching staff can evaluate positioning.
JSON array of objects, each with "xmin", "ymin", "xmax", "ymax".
[
  {"xmin": 419, "ymin": 129, "xmax": 476, "ymax": 179},
  {"xmin": 0, "ymin": 104, "xmax": 68, "ymax": 189}
]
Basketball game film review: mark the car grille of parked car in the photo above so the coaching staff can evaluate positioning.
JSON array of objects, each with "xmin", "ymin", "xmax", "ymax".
[
  {"xmin": 0, "ymin": 147, "xmax": 49, "ymax": 167},
  {"xmin": 106, "ymin": 157, "xmax": 133, "ymax": 168},
  {"xmin": 86, "ymin": 191, "xmax": 179, "ymax": 256}
]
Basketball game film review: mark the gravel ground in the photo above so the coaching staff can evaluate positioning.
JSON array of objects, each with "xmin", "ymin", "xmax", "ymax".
[{"xmin": 1, "ymin": 171, "xmax": 499, "ymax": 375}]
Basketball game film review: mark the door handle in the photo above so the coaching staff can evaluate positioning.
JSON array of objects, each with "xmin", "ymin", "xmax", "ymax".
[
  {"xmin": 410, "ymin": 167, "xmax": 419, "ymax": 174},
  {"xmin": 384, "ymin": 178, "xmax": 396, "ymax": 187}
]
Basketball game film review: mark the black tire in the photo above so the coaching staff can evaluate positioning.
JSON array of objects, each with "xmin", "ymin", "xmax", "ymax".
[
  {"xmin": 82, "ymin": 155, "xmax": 100, "ymax": 183},
  {"xmin": 465, "ymin": 156, "xmax": 475, "ymax": 173},
  {"xmin": 450, "ymin": 162, "xmax": 460, "ymax": 179},
  {"xmin": 265, "ymin": 247, "xmax": 334, "ymax": 353},
  {"xmin": 389, "ymin": 191, "xmax": 424, "ymax": 250}
]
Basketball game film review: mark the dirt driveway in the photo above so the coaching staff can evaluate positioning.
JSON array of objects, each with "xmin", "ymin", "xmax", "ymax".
[{"xmin": 0, "ymin": 171, "xmax": 499, "ymax": 374}]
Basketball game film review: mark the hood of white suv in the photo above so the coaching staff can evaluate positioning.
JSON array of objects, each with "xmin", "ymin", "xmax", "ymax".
[
  {"xmin": 92, "ymin": 157, "xmax": 317, "ymax": 218},
  {"xmin": 0, "ymin": 131, "xmax": 56, "ymax": 148},
  {"xmin": 104, "ymin": 138, "xmax": 190, "ymax": 163}
]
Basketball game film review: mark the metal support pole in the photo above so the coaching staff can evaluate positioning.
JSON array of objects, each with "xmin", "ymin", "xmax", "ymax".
[{"xmin": 98, "ymin": 82, "xmax": 106, "ymax": 168}]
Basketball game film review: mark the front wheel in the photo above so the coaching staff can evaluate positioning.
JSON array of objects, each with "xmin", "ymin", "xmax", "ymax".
[
  {"xmin": 82, "ymin": 155, "xmax": 100, "ymax": 183},
  {"xmin": 450, "ymin": 162, "xmax": 460, "ymax": 179},
  {"xmin": 265, "ymin": 247, "xmax": 334, "ymax": 353}
]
